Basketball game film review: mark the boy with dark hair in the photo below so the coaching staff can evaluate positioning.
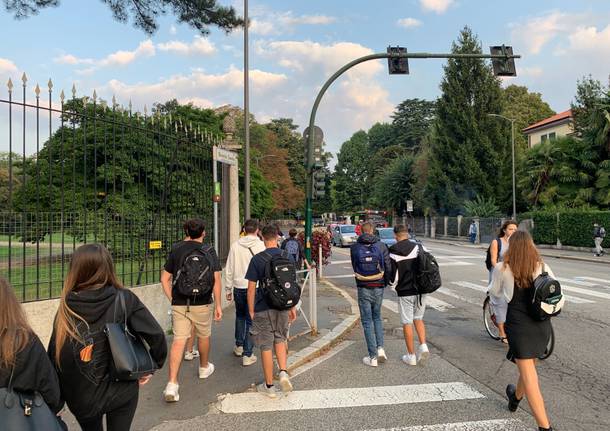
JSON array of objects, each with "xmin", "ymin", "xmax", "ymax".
[
  {"xmin": 246, "ymin": 225, "xmax": 297, "ymax": 398},
  {"xmin": 161, "ymin": 218, "xmax": 222, "ymax": 402},
  {"xmin": 281, "ymin": 228, "xmax": 305, "ymax": 269},
  {"xmin": 225, "ymin": 219, "xmax": 265, "ymax": 366}
]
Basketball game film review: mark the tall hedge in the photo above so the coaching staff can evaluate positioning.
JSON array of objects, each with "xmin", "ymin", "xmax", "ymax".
[{"xmin": 520, "ymin": 211, "xmax": 610, "ymax": 247}]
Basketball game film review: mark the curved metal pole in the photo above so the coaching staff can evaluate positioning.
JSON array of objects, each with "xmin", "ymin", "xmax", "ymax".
[{"xmin": 304, "ymin": 50, "xmax": 521, "ymax": 261}]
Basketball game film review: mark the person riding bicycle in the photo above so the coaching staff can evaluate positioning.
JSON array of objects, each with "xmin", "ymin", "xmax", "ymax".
[{"xmin": 487, "ymin": 220, "xmax": 518, "ymax": 343}]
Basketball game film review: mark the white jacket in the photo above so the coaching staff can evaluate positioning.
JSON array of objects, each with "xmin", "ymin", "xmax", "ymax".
[
  {"xmin": 488, "ymin": 261, "xmax": 555, "ymax": 303},
  {"xmin": 225, "ymin": 235, "xmax": 266, "ymax": 290}
]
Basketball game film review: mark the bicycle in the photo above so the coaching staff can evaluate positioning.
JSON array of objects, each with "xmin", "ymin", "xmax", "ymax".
[{"xmin": 483, "ymin": 295, "xmax": 554, "ymax": 360}]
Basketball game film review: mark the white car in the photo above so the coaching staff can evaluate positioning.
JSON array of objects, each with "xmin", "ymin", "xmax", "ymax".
[{"xmin": 332, "ymin": 225, "xmax": 358, "ymax": 247}]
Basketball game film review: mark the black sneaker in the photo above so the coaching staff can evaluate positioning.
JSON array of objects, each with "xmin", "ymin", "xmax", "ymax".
[
  {"xmin": 506, "ymin": 384, "xmax": 521, "ymax": 412},
  {"xmin": 538, "ymin": 427, "xmax": 553, "ymax": 431}
]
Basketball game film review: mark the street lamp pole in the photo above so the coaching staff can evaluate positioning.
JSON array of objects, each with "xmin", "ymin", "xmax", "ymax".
[
  {"xmin": 243, "ymin": 0, "xmax": 251, "ymax": 220},
  {"xmin": 488, "ymin": 113, "xmax": 517, "ymax": 220}
]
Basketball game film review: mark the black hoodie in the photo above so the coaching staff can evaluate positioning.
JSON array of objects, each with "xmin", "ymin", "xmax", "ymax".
[
  {"xmin": 48, "ymin": 285, "xmax": 167, "ymax": 421},
  {"xmin": 389, "ymin": 239, "xmax": 419, "ymax": 296},
  {"xmin": 350, "ymin": 233, "xmax": 392, "ymax": 288}
]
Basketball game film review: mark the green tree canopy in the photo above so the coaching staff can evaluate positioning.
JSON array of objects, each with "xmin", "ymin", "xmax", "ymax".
[
  {"xmin": 4, "ymin": 0, "xmax": 244, "ymax": 35},
  {"xmin": 372, "ymin": 156, "xmax": 415, "ymax": 214},
  {"xmin": 367, "ymin": 122, "xmax": 396, "ymax": 153},
  {"xmin": 391, "ymin": 98, "xmax": 436, "ymax": 151},
  {"xmin": 425, "ymin": 26, "xmax": 508, "ymax": 215},
  {"xmin": 334, "ymin": 130, "xmax": 370, "ymax": 212}
]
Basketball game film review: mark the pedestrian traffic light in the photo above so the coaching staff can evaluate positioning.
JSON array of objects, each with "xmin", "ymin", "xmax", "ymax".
[
  {"xmin": 313, "ymin": 171, "xmax": 326, "ymax": 199},
  {"xmin": 387, "ymin": 46, "xmax": 409, "ymax": 75},
  {"xmin": 490, "ymin": 45, "xmax": 517, "ymax": 77}
]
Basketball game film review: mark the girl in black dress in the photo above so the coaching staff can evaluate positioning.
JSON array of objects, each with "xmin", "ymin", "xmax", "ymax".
[{"xmin": 488, "ymin": 231, "xmax": 553, "ymax": 431}]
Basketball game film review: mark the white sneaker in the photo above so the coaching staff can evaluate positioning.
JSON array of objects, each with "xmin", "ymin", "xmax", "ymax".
[
  {"xmin": 199, "ymin": 362, "xmax": 215, "ymax": 379},
  {"xmin": 257, "ymin": 383, "xmax": 278, "ymax": 399},
  {"xmin": 242, "ymin": 355, "xmax": 258, "ymax": 367},
  {"xmin": 233, "ymin": 346, "xmax": 244, "ymax": 357},
  {"xmin": 417, "ymin": 344, "xmax": 430, "ymax": 364},
  {"xmin": 163, "ymin": 382, "xmax": 180, "ymax": 402},
  {"xmin": 402, "ymin": 353, "xmax": 417, "ymax": 366},
  {"xmin": 377, "ymin": 347, "xmax": 387, "ymax": 363},
  {"xmin": 362, "ymin": 356, "xmax": 378, "ymax": 367},
  {"xmin": 279, "ymin": 371, "xmax": 293, "ymax": 392},
  {"xmin": 184, "ymin": 350, "xmax": 199, "ymax": 361}
]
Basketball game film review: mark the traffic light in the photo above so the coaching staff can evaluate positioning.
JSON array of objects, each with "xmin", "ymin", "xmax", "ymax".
[
  {"xmin": 387, "ymin": 46, "xmax": 409, "ymax": 75},
  {"xmin": 313, "ymin": 171, "xmax": 326, "ymax": 199},
  {"xmin": 303, "ymin": 125, "xmax": 324, "ymax": 169},
  {"xmin": 490, "ymin": 45, "xmax": 517, "ymax": 77}
]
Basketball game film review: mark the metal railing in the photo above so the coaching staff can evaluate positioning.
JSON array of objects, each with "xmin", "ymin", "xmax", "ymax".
[
  {"xmin": 0, "ymin": 76, "xmax": 222, "ymax": 301},
  {"xmin": 295, "ymin": 268, "xmax": 317, "ymax": 335}
]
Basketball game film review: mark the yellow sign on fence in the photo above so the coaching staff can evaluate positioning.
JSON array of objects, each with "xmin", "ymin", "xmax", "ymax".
[{"xmin": 149, "ymin": 241, "xmax": 162, "ymax": 250}]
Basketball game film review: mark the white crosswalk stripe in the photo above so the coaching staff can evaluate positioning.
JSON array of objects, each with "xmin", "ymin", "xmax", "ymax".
[
  {"xmin": 437, "ymin": 287, "xmax": 481, "ymax": 306},
  {"xmin": 561, "ymin": 284, "xmax": 610, "ymax": 300},
  {"xmin": 438, "ymin": 261, "xmax": 474, "ymax": 267},
  {"xmin": 218, "ymin": 382, "xmax": 485, "ymax": 414},
  {"xmin": 575, "ymin": 276, "xmax": 610, "ymax": 287},
  {"xmin": 452, "ymin": 281, "xmax": 595, "ymax": 304},
  {"xmin": 556, "ymin": 277, "xmax": 596, "ymax": 287},
  {"xmin": 383, "ymin": 297, "xmax": 455, "ymax": 313},
  {"xmin": 364, "ymin": 419, "xmax": 527, "ymax": 431}
]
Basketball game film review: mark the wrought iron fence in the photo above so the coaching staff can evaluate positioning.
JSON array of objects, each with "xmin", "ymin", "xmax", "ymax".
[{"xmin": 0, "ymin": 75, "xmax": 220, "ymax": 301}]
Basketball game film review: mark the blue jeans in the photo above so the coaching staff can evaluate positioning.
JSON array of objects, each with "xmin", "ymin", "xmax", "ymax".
[
  {"xmin": 233, "ymin": 288, "xmax": 253, "ymax": 357},
  {"xmin": 357, "ymin": 287, "xmax": 385, "ymax": 358},
  {"xmin": 469, "ymin": 233, "xmax": 476, "ymax": 243}
]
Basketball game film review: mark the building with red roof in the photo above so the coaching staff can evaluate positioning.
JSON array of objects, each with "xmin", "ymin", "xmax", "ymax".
[{"xmin": 523, "ymin": 109, "xmax": 574, "ymax": 148}]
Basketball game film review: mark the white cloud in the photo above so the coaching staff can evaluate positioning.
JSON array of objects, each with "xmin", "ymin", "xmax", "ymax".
[
  {"xmin": 250, "ymin": 11, "xmax": 336, "ymax": 36},
  {"xmin": 419, "ymin": 0, "xmax": 454, "ymax": 14},
  {"xmin": 567, "ymin": 24, "xmax": 610, "ymax": 53},
  {"xmin": 54, "ymin": 40, "xmax": 155, "ymax": 69},
  {"xmin": 169, "ymin": 25, "xmax": 177, "ymax": 35},
  {"xmin": 158, "ymin": 36, "xmax": 217, "ymax": 56},
  {"xmin": 0, "ymin": 58, "xmax": 18, "ymax": 74},
  {"xmin": 518, "ymin": 66, "xmax": 544, "ymax": 78},
  {"xmin": 397, "ymin": 18, "xmax": 422, "ymax": 29}
]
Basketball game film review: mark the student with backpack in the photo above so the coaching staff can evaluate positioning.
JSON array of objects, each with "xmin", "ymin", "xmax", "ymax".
[
  {"xmin": 225, "ymin": 219, "xmax": 266, "ymax": 366},
  {"xmin": 486, "ymin": 220, "xmax": 518, "ymax": 344},
  {"xmin": 0, "ymin": 278, "xmax": 67, "ymax": 431},
  {"xmin": 161, "ymin": 218, "xmax": 223, "ymax": 402},
  {"xmin": 246, "ymin": 225, "xmax": 300, "ymax": 398},
  {"xmin": 488, "ymin": 231, "xmax": 560, "ymax": 431},
  {"xmin": 593, "ymin": 223, "xmax": 606, "ymax": 257},
  {"xmin": 388, "ymin": 225, "xmax": 436, "ymax": 366},
  {"xmin": 49, "ymin": 244, "xmax": 167, "ymax": 430},
  {"xmin": 281, "ymin": 228, "xmax": 305, "ymax": 269},
  {"xmin": 350, "ymin": 222, "xmax": 392, "ymax": 367}
]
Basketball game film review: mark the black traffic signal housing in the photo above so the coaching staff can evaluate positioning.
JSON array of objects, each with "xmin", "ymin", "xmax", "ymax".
[
  {"xmin": 313, "ymin": 170, "xmax": 326, "ymax": 199},
  {"xmin": 490, "ymin": 45, "xmax": 517, "ymax": 77},
  {"xmin": 387, "ymin": 46, "xmax": 409, "ymax": 75}
]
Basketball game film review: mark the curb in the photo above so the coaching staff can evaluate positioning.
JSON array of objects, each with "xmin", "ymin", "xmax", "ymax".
[
  {"xmin": 424, "ymin": 238, "xmax": 610, "ymax": 266},
  {"xmin": 286, "ymin": 279, "xmax": 360, "ymax": 372}
]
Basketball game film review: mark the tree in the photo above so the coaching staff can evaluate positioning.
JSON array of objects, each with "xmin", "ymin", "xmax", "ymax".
[
  {"xmin": 391, "ymin": 98, "xmax": 436, "ymax": 151},
  {"xmin": 333, "ymin": 130, "xmax": 370, "ymax": 212},
  {"xmin": 425, "ymin": 26, "xmax": 509, "ymax": 215},
  {"xmin": 265, "ymin": 118, "xmax": 307, "ymax": 192},
  {"xmin": 367, "ymin": 122, "xmax": 396, "ymax": 153},
  {"xmin": 4, "ymin": 0, "xmax": 244, "ymax": 35},
  {"xmin": 372, "ymin": 156, "xmax": 415, "ymax": 214}
]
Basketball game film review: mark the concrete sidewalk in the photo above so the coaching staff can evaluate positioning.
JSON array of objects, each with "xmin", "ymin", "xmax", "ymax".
[
  {"xmin": 61, "ymin": 279, "xmax": 359, "ymax": 431},
  {"xmin": 423, "ymin": 236, "xmax": 610, "ymax": 265}
]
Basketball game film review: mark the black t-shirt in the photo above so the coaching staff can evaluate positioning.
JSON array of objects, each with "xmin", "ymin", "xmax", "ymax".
[
  {"xmin": 245, "ymin": 247, "xmax": 284, "ymax": 312},
  {"xmin": 164, "ymin": 240, "xmax": 222, "ymax": 306}
]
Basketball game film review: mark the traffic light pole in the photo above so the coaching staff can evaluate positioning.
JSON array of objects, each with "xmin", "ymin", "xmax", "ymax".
[{"xmin": 304, "ymin": 49, "xmax": 520, "ymax": 262}]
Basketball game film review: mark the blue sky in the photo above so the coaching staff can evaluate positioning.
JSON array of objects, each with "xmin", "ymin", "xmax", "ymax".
[{"xmin": 2, "ymin": 0, "xmax": 610, "ymax": 157}]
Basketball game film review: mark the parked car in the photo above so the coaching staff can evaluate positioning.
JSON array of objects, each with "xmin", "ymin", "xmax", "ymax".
[
  {"xmin": 332, "ymin": 224, "xmax": 358, "ymax": 247},
  {"xmin": 376, "ymin": 227, "xmax": 396, "ymax": 247}
]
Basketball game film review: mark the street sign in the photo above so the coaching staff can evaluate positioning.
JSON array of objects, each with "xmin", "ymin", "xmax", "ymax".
[
  {"xmin": 213, "ymin": 146, "xmax": 238, "ymax": 165},
  {"xmin": 406, "ymin": 200, "xmax": 413, "ymax": 212},
  {"xmin": 149, "ymin": 240, "xmax": 162, "ymax": 250}
]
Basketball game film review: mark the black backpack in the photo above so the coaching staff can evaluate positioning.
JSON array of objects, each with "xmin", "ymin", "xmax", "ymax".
[
  {"xmin": 172, "ymin": 245, "xmax": 215, "ymax": 301},
  {"xmin": 485, "ymin": 238, "xmax": 502, "ymax": 271},
  {"xmin": 261, "ymin": 251, "xmax": 301, "ymax": 310},
  {"xmin": 529, "ymin": 271, "xmax": 564, "ymax": 321},
  {"xmin": 415, "ymin": 244, "xmax": 442, "ymax": 294}
]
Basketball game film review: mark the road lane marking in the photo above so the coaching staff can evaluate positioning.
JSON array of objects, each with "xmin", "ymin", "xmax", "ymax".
[
  {"xmin": 438, "ymin": 262, "xmax": 474, "ymax": 267},
  {"xmin": 451, "ymin": 281, "xmax": 487, "ymax": 292},
  {"xmin": 556, "ymin": 277, "xmax": 596, "ymax": 287},
  {"xmin": 324, "ymin": 274, "xmax": 355, "ymax": 279},
  {"xmin": 437, "ymin": 287, "xmax": 480, "ymax": 306},
  {"xmin": 561, "ymin": 284, "xmax": 610, "ymax": 300},
  {"xmin": 291, "ymin": 341, "xmax": 355, "ymax": 378},
  {"xmin": 217, "ymin": 382, "xmax": 485, "ymax": 414},
  {"xmin": 383, "ymin": 296, "xmax": 454, "ymax": 313},
  {"xmin": 576, "ymin": 276, "xmax": 610, "ymax": 286},
  {"xmin": 363, "ymin": 419, "xmax": 526, "ymax": 431},
  {"xmin": 452, "ymin": 281, "xmax": 594, "ymax": 304},
  {"xmin": 328, "ymin": 259, "xmax": 351, "ymax": 265}
]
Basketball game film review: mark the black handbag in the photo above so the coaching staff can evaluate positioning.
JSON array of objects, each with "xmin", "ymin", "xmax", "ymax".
[
  {"xmin": 0, "ymin": 366, "xmax": 66, "ymax": 431},
  {"xmin": 104, "ymin": 289, "xmax": 157, "ymax": 381}
]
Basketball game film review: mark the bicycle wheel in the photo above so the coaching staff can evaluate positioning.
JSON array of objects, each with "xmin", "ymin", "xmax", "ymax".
[
  {"xmin": 539, "ymin": 324, "xmax": 555, "ymax": 360},
  {"xmin": 483, "ymin": 296, "xmax": 501, "ymax": 340}
]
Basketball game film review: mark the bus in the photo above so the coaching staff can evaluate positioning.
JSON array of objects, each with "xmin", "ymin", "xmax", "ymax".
[{"xmin": 352, "ymin": 209, "xmax": 389, "ymax": 228}]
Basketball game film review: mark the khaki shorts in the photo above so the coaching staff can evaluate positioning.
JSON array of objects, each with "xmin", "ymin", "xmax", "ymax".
[
  {"xmin": 250, "ymin": 309, "xmax": 290, "ymax": 351},
  {"xmin": 172, "ymin": 305, "xmax": 212, "ymax": 340}
]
